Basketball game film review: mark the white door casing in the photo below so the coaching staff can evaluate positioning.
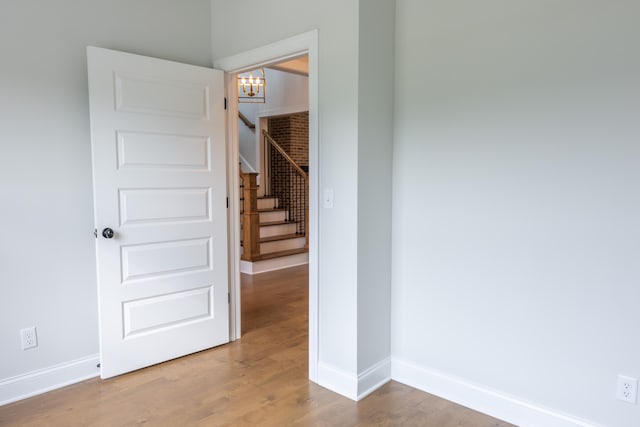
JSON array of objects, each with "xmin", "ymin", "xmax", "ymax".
[
  {"xmin": 214, "ymin": 29, "xmax": 319, "ymax": 382},
  {"xmin": 87, "ymin": 47, "xmax": 229, "ymax": 379}
]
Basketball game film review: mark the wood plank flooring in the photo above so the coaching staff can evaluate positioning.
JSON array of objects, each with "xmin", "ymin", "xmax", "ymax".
[{"xmin": 0, "ymin": 265, "xmax": 515, "ymax": 426}]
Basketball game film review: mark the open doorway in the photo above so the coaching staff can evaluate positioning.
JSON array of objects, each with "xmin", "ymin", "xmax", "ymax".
[
  {"xmin": 214, "ymin": 30, "xmax": 319, "ymax": 382},
  {"xmin": 236, "ymin": 59, "xmax": 309, "ymax": 336}
]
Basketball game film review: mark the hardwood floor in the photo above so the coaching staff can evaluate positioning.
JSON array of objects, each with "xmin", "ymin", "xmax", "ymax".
[{"xmin": 0, "ymin": 265, "xmax": 514, "ymax": 426}]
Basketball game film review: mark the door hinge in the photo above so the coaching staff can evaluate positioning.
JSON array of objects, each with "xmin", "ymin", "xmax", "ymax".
[
  {"xmin": 226, "ymin": 197, "xmax": 229, "ymax": 208},
  {"xmin": 224, "ymin": 97, "xmax": 227, "ymax": 110},
  {"xmin": 228, "ymin": 293, "xmax": 231, "ymax": 304}
]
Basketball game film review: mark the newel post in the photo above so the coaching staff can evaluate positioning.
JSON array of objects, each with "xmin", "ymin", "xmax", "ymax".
[{"xmin": 241, "ymin": 172, "xmax": 260, "ymax": 261}]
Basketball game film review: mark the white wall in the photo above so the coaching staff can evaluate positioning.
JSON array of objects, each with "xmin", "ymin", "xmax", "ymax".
[
  {"xmin": 391, "ymin": 1, "xmax": 640, "ymax": 426},
  {"xmin": 356, "ymin": 0, "xmax": 395, "ymax": 383},
  {"xmin": 0, "ymin": 0, "xmax": 212, "ymax": 399},
  {"xmin": 237, "ymin": 68, "xmax": 308, "ymax": 172},
  {"xmin": 238, "ymin": 102, "xmax": 260, "ymax": 172}
]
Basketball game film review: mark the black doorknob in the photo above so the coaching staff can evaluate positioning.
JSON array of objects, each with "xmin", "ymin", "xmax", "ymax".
[{"xmin": 102, "ymin": 228, "xmax": 115, "ymax": 239}]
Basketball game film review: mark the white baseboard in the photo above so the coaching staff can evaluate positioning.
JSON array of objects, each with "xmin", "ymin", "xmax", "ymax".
[
  {"xmin": 0, "ymin": 354, "xmax": 100, "ymax": 406},
  {"xmin": 357, "ymin": 357, "xmax": 391, "ymax": 400},
  {"xmin": 239, "ymin": 252, "xmax": 308, "ymax": 275},
  {"xmin": 391, "ymin": 357, "xmax": 601, "ymax": 427},
  {"xmin": 318, "ymin": 362, "xmax": 358, "ymax": 400},
  {"xmin": 317, "ymin": 358, "xmax": 391, "ymax": 401}
]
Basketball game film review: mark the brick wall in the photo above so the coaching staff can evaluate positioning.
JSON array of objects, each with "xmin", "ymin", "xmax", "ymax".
[
  {"xmin": 266, "ymin": 112, "xmax": 309, "ymax": 235},
  {"xmin": 267, "ymin": 112, "xmax": 309, "ymax": 168}
]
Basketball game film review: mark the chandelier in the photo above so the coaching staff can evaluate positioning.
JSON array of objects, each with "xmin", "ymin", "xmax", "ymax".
[{"xmin": 237, "ymin": 68, "xmax": 266, "ymax": 103}]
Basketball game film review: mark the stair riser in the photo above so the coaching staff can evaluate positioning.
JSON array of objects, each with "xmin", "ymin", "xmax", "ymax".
[
  {"xmin": 259, "ymin": 210, "xmax": 287, "ymax": 223},
  {"xmin": 257, "ymin": 198, "xmax": 278, "ymax": 210},
  {"xmin": 260, "ymin": 223, "xmax": 297, "ymax": 238},
  {"xmin": 260, "ymin": 237, "xmax": 306, "ymax": 254}
]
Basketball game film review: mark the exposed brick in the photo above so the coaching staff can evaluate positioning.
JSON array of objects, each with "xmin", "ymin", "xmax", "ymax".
[
  {"xmin": 267, "ymin": 112, "xmax": 308, "ymax": 168},
  {"xmin": 266, "ymin": 112, "xmax": 309, "ymax": 235}
]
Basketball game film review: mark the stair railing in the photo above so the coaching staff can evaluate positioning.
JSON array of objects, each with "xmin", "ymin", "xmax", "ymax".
[
  {"xmin": 238, "ymin": 111, "xmax": 256, "ymax": 129},
  {"xmin": 262, "ymin": 130, "xmax": 308, "ymax": 249}
]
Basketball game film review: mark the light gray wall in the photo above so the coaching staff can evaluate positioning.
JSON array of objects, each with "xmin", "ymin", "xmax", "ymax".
[
  {"xmin": 237, "ymin": 101, "xmax": 260, "ymax": 171},
  {"xmin": 212, "ymin": 0, "xmax": 361, "ymax": 375},
  {"xmin": 357, "ymin": 0, "xmax": 395, "ymax": 373},
  {"xmin": 391, "ymin": 1, "xmax": 640, "ymax": 426},
  {"xmin": 0, "ymin": 0, "xmax": 212, "ymax": 380}
]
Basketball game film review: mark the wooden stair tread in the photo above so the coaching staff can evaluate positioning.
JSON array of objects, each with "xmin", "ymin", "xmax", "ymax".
[
  {"xmin": 258, "ymin": 208, "xmax": 287, "ymax": 213},
  {"xmin": 260, "ymin": 233, "xmax": 304, "ymax": 243},
  {"xmin": 252, "ymin": 248, "xmax": 308, "ymax": 261},
  {"xmin": 260, "ymin": 220, "xmax": 296, "ymax": 227}
]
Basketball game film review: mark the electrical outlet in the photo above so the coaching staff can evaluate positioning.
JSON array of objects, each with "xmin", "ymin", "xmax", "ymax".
[
  {"xmin": 616, "ymin": 375, "xmax": 638, "ymax": 404},
  {"xmin": 20, "ymin": 327, "xmax": 37, "ymax": 350}
]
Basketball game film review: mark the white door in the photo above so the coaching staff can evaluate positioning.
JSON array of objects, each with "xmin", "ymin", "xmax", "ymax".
[{"xmin": 87, "ymin": 47, "xmax": 229, "ymax": 379}]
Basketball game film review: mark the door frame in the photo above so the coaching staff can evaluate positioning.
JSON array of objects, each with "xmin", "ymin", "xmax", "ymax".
[{"xmin": 214, "ymin": 29, "xmax": 319, "ymax": 382}]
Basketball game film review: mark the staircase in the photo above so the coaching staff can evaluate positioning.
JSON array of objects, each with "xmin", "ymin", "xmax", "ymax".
[
  {"xmin": 251, "ymin": 196, "xmax": 307, "ymax": 260},
  {"xmin": 239, "ymin": 141, "xmax": 308, "ymax": 274}
]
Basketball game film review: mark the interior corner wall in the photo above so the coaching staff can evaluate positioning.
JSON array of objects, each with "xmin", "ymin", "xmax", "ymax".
[
  {"xmin": 391, "ymin": 1, "xmax": 640, "ymax": 426},
  {"xmin": 0, "ymin": 0, "xmax": 212, "ymax": 402},
  {"xmin": 356, "ymin": 0, "xmax": 395, "ymax": 386},
  {"xmin": 212, "ymin": 0, "xmax": 362, "ymax": 391}
]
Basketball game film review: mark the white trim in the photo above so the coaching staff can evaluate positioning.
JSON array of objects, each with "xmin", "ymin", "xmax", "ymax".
[
  {"xmin": 214, "ymin": 31, "xmax": 316, "ymax": 73},
  {"xmin": 238, "ymin": 152, "xmax": 256, "ymax": 173},
  {"xmin": 0, "ymin": 354, "xmax": 100, "ymax": 406},
  {"xmin": 316, "ymin": 358, "xmax": 391, "ymax": 402},
  {"xmin": 318, "ymin": 362, "xmax": 358, "ymax": 401},
  {"xmin": 391, "ymin": 357, "xmax": 602, "ymax": 427},
  {"xmin": 257, "ymin": 104, "xmax": 308, "ymax": 119},
  {"xmin": 239, "ymin": 253, "xmax": 308, "ymax": 275},
  {"xmin": 357, "ymin": 358, "xmax": 391, "ymax": 400},
  {"xmin": 214, "ymin": 29, "xmax": 320, "ymax": 382},
  {"xmin": 224, "ymin": 71, "xmax": 242, "ymax": 342}
]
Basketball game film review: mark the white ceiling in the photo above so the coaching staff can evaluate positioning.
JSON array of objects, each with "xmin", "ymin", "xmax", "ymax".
[{"xmin": 268, "ymin": 56, "xmax": 308, "ymax": 76}]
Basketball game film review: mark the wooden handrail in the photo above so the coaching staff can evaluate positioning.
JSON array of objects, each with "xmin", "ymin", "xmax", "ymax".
[
  {"xmin": 262, "ymin": 130, "xmax": 308, "ymax": 178},
  {"xmin": 239, "ymin": 111, "xmax": 255, "ymax": 129}
]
